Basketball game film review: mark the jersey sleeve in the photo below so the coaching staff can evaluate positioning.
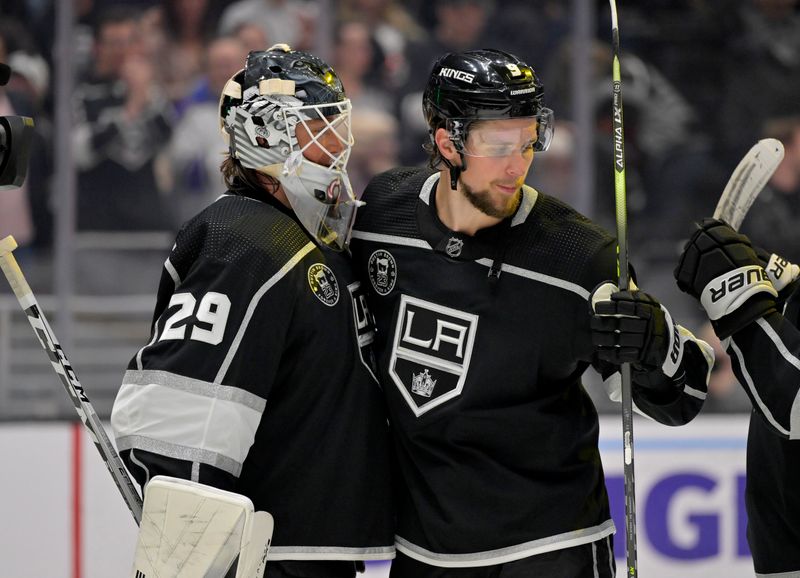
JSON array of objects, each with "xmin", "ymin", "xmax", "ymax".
[
  {"xmin": 111, "ymin": 225, "xmax": 312, "ymax": 490},
  {"xmin": 727, "ymin": 305, "xmax": 800, "ymax": 439}
]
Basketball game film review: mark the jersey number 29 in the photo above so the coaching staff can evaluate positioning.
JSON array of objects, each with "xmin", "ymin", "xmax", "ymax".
[{"xmin": 159, "ymin": 292, "xmax": 231, "ymax": 345}]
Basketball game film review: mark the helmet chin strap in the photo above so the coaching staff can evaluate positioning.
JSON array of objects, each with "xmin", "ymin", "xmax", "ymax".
[{"xmin": 443, "ymin": 153, "xmax": 467, "ymax": 190}]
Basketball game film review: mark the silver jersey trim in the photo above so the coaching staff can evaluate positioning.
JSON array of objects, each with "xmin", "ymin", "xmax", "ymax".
[{"xmin": 395, "ymin": 519, "xmax": 615, "ymax": 567}]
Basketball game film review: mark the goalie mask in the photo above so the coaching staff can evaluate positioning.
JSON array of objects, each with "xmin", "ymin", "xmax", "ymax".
[{"xmin": 220, "ymin": 44, "xmax": 358, "ymax": 251}]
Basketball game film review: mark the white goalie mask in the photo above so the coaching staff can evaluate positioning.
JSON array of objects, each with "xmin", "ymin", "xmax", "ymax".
[{"xmin": 220, "ymin": 45, "xmax": 360, "ymax": 251}]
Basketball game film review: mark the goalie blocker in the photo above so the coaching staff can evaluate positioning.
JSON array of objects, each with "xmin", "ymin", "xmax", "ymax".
[{"xmin": 131, "ymin": 476, "xmax": 273, "ymax": 578}]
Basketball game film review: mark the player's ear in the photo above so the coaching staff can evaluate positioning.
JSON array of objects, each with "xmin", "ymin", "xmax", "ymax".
[{"xmin": 434, "ymin": 127, "xmax": 459, "ymax": 163}]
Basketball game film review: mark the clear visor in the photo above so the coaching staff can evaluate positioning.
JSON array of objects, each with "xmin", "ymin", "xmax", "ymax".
[{"xmin": 448, "ymin": 108, "xmax": 555, "ymax": 157}]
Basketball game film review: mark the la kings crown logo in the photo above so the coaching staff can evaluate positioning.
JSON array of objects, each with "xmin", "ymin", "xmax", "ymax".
[{"xmin": 390, "ymin": 295, "xmax": 478, "ymax": 417}]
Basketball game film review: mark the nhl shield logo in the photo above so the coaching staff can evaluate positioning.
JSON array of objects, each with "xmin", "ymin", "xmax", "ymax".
[
  {"xmin": 308, "ymin": 263, "xmax": 340, "ymax": 306},
  {"xmin": 445, "ymin": 237, "xmax": 464, "ymax": 258},
  {"xmin": 368, "ymin": 249, "xmax": 397, "ymax": 296},
  {"xmin": 390, "ymin": 295, "xmax": 478, "ymax": 417}
]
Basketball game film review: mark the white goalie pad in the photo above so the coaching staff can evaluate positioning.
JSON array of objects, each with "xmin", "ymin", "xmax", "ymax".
[{"xmin": 130, "ymin": 475, "xmax": 273, "ymax": 578}]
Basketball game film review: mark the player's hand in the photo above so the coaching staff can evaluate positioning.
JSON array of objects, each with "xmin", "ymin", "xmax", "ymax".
[
  {"xmin": 674, "ymin": 218, "xmax": 777, "ymax": 339},
  {"xmin": 590, "ymin": 282, "xmax": 682, "ymax": 377}
]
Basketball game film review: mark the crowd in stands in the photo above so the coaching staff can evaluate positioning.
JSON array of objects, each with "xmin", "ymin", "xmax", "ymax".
[{"xmin": 2, "ymin": 0, "xmax": 800, "ymax": 411}]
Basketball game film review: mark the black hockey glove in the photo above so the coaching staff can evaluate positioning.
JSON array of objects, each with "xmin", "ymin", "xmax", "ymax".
[
  {"xmin": 590, "ymin": 282, "xmax": 683, "ymax": 377},
  {"xmin": 674, "ymin": 218, "xmax": 778, "ymax": 339}
]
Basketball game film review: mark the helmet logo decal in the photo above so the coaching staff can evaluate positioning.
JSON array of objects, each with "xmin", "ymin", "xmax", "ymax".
[
  {"xmin": 506, "ymin": 63, "xmax": 522, "ymax": 76},
  {"xmin": 438, "ymin": 67, "xmax": 475, "ymax": 83},
  {"xmin": 368, "ymin": 249, "xmax": 398, "ymax": 296},
  {"xmin": 326, "ymin": 179, "xmax": 341, "ymax": 202},
  {"xmin": 308, "ymin": 263, "xmax": 340, "ymax": 306},
  {"xmin": 510, "ymin": 86, "xmax": 538, "ymax": 96},
  {"xmin": 445, "ymin": 237, "xmax": 464, "ymax": 258}
]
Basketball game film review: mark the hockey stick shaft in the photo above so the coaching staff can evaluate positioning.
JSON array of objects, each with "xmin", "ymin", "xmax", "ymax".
[
  {"xmin": 713, "ymin": 138, "xmax": 784, "ymax": 231},
  {"xmin": 608, "ymin": 1, "xmax": 638, "ymax": 575},
  {"xmin": 0, "ymin": 235, "xmax": 143, "ymax": 524}
]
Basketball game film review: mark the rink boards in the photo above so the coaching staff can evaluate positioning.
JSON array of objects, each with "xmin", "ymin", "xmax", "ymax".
[{"xmin": 0, "ymin": 414, "xmax": 754, "ymax": 578}]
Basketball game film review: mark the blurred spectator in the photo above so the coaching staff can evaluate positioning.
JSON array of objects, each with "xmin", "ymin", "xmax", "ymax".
[
  {"xmin": 0, "ymin": 31, "xmax": 34, "ymax": 252},
  {"xmin": 167, "ymin": 36, "xmax": 248, "ymax": 222},
  {"xmin": 548, "ymin": 38, "xmax": 713, "ymax": 259},
  {"xmin": 741, "ymin": 115, "xmax": 800, "ymax": 263},
  {"xmin": 527, "ymin": 120, "xmax": 577, "ymax": 205},
  {"xmin": 716, "ymin": 0, "xmax": 800, "ymax": 166},
  {"xmin": 338, "ymin": 0, "xmax": 426, "ymax": 89},
  {"xmin": 697, "ymin": 321, "xmax": 751, "ymax": 413},
  {"xmin": 332, "ymin": 20, "xmax": 392, "ymax": 113},
  {"xmin": 349, "ymin": 108, "xmax": 399, "ymax": 195},
  {"xmin": 397, "ymin": 0, "xmax": 495, "ymax": 165},
  {"xmin": 233, "ymin": 22, "xmax": 269, "ymax": 52},
  {"xmin": 217, "ymin": 0, "xmax": 313, "ymax": 51},
  {"xmin": 5, "ymin": 48, "xmax": 55, "ymax": 251},
  {"xmin": 0, "ymin": 21, "xmax": 55, "ymax": 255},
  {"xmin": 157, "ymin": 0, "xmax": 224, "ymax": 106},
  {"xmin": 483, "ymin": 0, "xmax": 570, "ymax": 65},
  {"xmin": 72, "ymin": 6, "xmax": 174, "ymax": 232}
]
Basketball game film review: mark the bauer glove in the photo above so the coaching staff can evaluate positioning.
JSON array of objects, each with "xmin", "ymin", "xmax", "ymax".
[
  {"xmin": 590, "ymin": 282, "xmax": 683, "ymax": 378},
  {"xmin": 674, "ymin": 218, "xmax": 777, "ymax": 339},
  {"xmin": 754, "ymin": 245, "xmax": 800, "ymax": 305}
]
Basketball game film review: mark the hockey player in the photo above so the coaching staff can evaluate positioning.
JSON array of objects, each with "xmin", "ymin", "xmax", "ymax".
[
  {"xmin": 350, "ymin": 48, "xmax": 714, "ymax": 577},
  {"xmin": 110, "ymin": 45, "xmax": 395, "ymax": 578},
  {"xmin": 675, "ymin": 218, "xmax": 800, "ymax": 576}
]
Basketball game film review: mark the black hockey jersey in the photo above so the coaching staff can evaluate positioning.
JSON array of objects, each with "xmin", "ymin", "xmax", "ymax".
[
  {"xmin": 726, "ymin": 288, "xmax": 800, "ymax": 575},
  {"xmin": 351, "ymin": 167, "xmax": 710, "ymax": 566},
  {"xmin": 111, "ymin": 191, "xmax": 395, "ymax": 560}
]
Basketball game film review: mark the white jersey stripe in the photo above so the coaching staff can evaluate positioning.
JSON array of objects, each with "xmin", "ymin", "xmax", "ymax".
[
  {"xmin": 216, "ymin": 241, "xmax": 316, "ymax": 383},
  {"xmin": 475, "ymin": 258, "xmax": 590, "ymax": 299},
  {"xmin": 755, "ymin": 318, "xmax": 800, "ymax": 439},
  {"xmin": 351, "ymin": 230, "xmax": 432, "ymax": 249},
  {"xmin": 729, "ymin": 336, "xmax": 790, "ymax": 437},
  {"xmin": 123, "ymin": 369, "xmax": 266, "ymax": 409},
  {"xmin": 111, "ymin": 372, "xmax": 265, "ymax": 475},
  {"xmin": 267, "ymin": 545, "xmax": 395, "ymax": 561},
  {"xmin": 164, "ymin": 257, "xmax": 181, "ymax": 287},
  {"xmin": 116, "ymin": 434, "xmax": 243, "ymax": 477},
  {"xmin": 395, "ymin": 519, "xmax": 615, "ymax": 567}
]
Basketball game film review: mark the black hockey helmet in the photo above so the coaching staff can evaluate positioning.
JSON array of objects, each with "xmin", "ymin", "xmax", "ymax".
[
  {"xmin": 220, "ymin": 44, "xmax": 347, "ymax": 123},
  {"xmin": 423, "ymin": 48, "xmax": 546, "ymax": 124},
  {"xmin": 422, "ymin": 49, "xmax": 554, "ymax": 187},
  {"xmin": 423, "ymin": 49, "xmax": 543, "ymax": 125}
]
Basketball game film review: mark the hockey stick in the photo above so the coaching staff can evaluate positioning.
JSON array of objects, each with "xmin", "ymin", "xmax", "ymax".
[
  {"xmin": 608, "ymin": 1, "xmax": 638, "ymax": 575},
  {"xmin": 0, "ymin": 235, "xmax": 143, "ymax": 524},
  {"xmin": 713, "ymin": 138, "xmax": 784, "ymax": 231}
]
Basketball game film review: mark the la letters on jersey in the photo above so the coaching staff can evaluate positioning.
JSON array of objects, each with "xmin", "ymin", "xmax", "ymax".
[{"xmin": 389, "ymin": 295, "xmax": 478, "ymax": 417}]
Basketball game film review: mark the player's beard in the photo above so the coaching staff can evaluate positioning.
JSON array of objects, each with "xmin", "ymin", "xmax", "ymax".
[{"xmin": 460, "ymin": 180, "xmax": 521, "ymax": 219}]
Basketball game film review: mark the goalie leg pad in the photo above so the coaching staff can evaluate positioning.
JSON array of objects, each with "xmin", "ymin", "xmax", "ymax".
[{"xmin": 130, "ymin": 475, "xmax": 273, "ymax": 578}]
